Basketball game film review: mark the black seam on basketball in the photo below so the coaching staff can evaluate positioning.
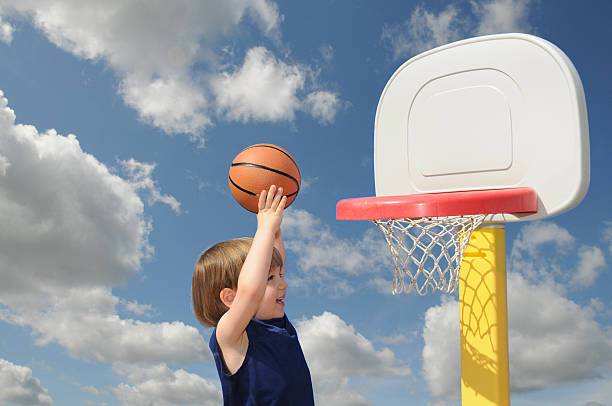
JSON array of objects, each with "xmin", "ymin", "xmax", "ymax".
[
  {"xmin": 229, "ymin": 176, "xmax": 299, "ymax": 198},
  {"xmin": 240, "ymin": 145, "xmax": 301, "ymax": 176},
  {"xmin": 228, "ymin": 176, "xmax": 257, "ymax": 196},
  {"xmin": 230, "ymin": 162, "xmax": 300, "ymax": 192}
]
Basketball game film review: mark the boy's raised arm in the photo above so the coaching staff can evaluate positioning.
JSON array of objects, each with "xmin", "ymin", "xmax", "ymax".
[{"xmin": 216, "ymin": 185, "xmax": 286, "ymax": 346}]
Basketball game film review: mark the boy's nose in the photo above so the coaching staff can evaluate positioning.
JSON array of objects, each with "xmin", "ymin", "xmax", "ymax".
[{"xmin": 279, "ymin": 279, "xmax": 288, "ymax": 289}]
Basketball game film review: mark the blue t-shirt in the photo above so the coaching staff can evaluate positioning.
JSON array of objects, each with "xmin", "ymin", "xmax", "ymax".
[{"xmin": 210, "ymin": 314, "xmax": 315, "ymax": 405}]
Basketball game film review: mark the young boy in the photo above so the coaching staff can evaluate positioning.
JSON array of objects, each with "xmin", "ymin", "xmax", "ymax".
[{"xmin": 192, "ymin": 185, "xmax": 315, "ymax": 405}]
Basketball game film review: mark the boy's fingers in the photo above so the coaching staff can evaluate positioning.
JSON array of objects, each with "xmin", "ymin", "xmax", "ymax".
[
  {"xmin": 260, "ymin": 185, "xmax": 276, "ymax": 209},
  {"xmin": 276, "ymin": 195, "xmax": 287, "ymax": 213},
  {"xmin": 274, "ymin": 187, "xmax": 284, "ymax": 203},
  {"xmin": 264, "ymin": 185, "xmax": 276, "ymax": 208},
  {"xmin": 271, "ymin": 189, "xmax": 283, "ymax": 208},
  {"xmin": 258, "ymin": 189, "xmax": 267, "ymax": 211}
]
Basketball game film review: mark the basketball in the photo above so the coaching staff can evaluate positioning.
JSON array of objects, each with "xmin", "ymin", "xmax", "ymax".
[{"xmin": 228, "ymin": 144, "xmax": 301, "ymax": 213}]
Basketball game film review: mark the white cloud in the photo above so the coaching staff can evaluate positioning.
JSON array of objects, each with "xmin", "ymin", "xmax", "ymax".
[
  {"xmin": 4, "ymin": 287, "xmax": 210, "ymax": 365},
  {"xmin": 367, "ymin": 277, "xmax": 396, "ymax": 295},
  {"xmin": 246, "ymin": 0, "xmax": 283, "ymax": 37},
  {"xmin": 282, "ymin": 208, "xmax": 392, "ymax": 296},
  {"xmin": 302, "ymin": 91, "xmax": 342, "ymax": 125},
  {"xmin": 119, "ymin": 73, "xmax": 211, "ymax": 143},
  {"xmin": 512, "ymin": 221, "xmax": 575, "ymax": 258},
  {"xmin": 511, "ymin": 222, "xmax": 607, "ymax": 289},
  {"xmin": 0, "ymin": 358, "xmax": 53, "ymax": 406},
  {"xmin": 507, "ymin": 273, "xmax": 612, "ymax": 392},
  {"xmin": 0, "ymin": 0, "xmax": 250, "ymax": 136},
  {"xmin": 571, "ymin": 246, "xmax": 606, "ymax": 288},
  {"xmin": 0, "ymin": 152, "xmax": 9, "ymax": 175},
  {"xmin": 0, "ymin": 1, "xmax": 340, "ymax": 139},
  {"xmin": 381, "ymin": 0, "xmax": 532, "ymax": 60},
  {"xmin": 312, "ymin": 377, "xmax": 371, "ymax": 406},
  {"xmin": 0, "ymin": 91, "xmax": 212, "ymax": 402},
  {"xmin": 112, "ymin": 363, "xmax": 221, "ymax": 406},
  {"xmin": 119, "ymin": 158, "xmax": 181, "ymax": 214},
  {"xmin": 0, "ymin": 91, "xmax": 152, "ymax": 310},
  {"xmin": 422, "ymin": 299, "xmax": 460, "ymax": 399},
  {"xmin": 213, "ymin": 47, "xmax": 342, "ymax": 124},
  {"xmin": 0, "ymin": 16, "xmax": 13, "ymax": 44},
  {"xmin": 472, "ymin": 0, "xmax": 532, "ymax": 35},
  {"xmin": 120, "ymin": 298, "xmax": 154, "ymax": 317},
  {"xmin": 381, "ymin": 4, "xmax": 460, "ymax": 59},
  {"xmin": 421, "ymin": 273, "xmax": 612, "ymax": 400},
  {"xmin": 511, "ymin": 221, "xmax": 576, "ymax": 285},
  {"xmin": 213, "ymin": 46, "xmax": 304, "ymax": 122},
  {"xmin": 297, "ymin": 312, "xmax": 410, "ymax": 405},
  {"xmin": 376, "ymin": 330, "xmax": 417, "ymax": 346}
]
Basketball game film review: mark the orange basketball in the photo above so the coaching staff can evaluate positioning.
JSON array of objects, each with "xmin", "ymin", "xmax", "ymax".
[{"xmin": 229, "ymin": 144, "xmax": 301, "ymax": 213}]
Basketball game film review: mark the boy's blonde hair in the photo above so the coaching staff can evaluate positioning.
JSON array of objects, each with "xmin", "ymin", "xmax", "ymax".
[{"xmin": 192, "ymin": 237, "xmax": 283, "ymax": 327}]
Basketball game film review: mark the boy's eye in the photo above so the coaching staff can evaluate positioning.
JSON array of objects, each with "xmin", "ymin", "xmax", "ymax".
[
  {"xmin": 268, "ymin": 275, "xmax": 275, "ymax": 281},
  {"xmin": 279, "ymin": 273, "xmax": 284, "ymax": 279}
]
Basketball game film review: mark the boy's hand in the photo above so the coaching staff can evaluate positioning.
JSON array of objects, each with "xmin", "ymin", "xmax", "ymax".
[{"xmin": 257, "ymin": 185, "xmax": 286, "ymax": 234}]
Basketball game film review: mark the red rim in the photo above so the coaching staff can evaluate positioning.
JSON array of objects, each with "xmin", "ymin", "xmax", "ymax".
[{"xmin": 336, "ymin": 188, "xmax": 538, "ymax": 220}]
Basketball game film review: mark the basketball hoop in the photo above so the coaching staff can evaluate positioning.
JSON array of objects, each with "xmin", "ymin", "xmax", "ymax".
[
  {"xmin": 374, "ymin": 214, "xmax": 485, "ymax": 295},
  {"xmin": 336, "ymin": 188, "xmax": 538, "ymax": 295}
]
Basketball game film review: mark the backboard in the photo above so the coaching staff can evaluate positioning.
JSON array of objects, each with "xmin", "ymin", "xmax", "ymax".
[{"xmin": 374, "ymin": 33, "xmax": 589, "ymax": 223}]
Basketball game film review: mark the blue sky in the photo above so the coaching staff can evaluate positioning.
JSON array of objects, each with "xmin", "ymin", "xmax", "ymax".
[{"xmin": 0, "ymin": 1, "xmax": 611, "ymax": 405}]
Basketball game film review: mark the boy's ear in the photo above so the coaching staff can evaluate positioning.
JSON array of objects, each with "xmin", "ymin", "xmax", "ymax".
[{"xmin": 219, "ymin": 288, "xmax": 236, "ymax": 308}]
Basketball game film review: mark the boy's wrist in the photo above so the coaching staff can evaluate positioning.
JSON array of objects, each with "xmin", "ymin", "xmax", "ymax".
[{"xmin": 254, "ymin": 227, "xmax": 276, "ymax": 240}]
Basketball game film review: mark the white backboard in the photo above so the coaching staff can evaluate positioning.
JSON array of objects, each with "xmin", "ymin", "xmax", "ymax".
[{"xmin": 374, "ymin": 33, "xmax": 589, "ymax": 222}]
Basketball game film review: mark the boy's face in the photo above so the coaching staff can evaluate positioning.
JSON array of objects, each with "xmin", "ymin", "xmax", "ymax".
[{"xmin": 254, "ymin": 265, "xmax": 287, "ymax": 320}]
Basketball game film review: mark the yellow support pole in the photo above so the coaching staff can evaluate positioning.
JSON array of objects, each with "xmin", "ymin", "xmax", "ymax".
[{"xmin": 459, "ymin": 225, "xmax": 510, "ymax": 406}]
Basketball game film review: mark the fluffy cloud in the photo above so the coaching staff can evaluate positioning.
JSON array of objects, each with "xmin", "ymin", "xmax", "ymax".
[
  {"xmin": 0, "ymin": 0, "xmax": 280, "ymax": 136},
  {"xmin": 422, "ymin": 273, "xmax": 612, "ymax": 399},
  {"xmin": 302, "ymin": 91, "xmax": 342, "ymax": 125},
  {"xmin": 282, "ymin": 208, "xmax": 392, "ymax": 296},
  {"xmin": 3, "ymin": 287, "xmax": 209, "ymax": 364},
  {"xmin": 213, "ymin": 47, "xmax": 305, "ymax": 123},
  {"xmin": 511, "ymin": 221, "xmax": 575, "ymax": 258},
  {"xmin": 0, "ymin": 359, "xmax": 52, "ymax": 406},
  {"xmin": 0, "ymin": 16, "xmax": 13, "ymax": 44},
  {"xmin": 507, "ymin": 273, "xmax": 612, "ymax": 391},
  {"xmin": 213, "ymin": 47, "xmax": 341, "ymax": 125},
  {"xmin": 119, "ymin": 158, "xmax": 181, "ymax": 214},
  {"xmin": 511, "ymin": 222, "xmax": 606, "ymax": 288},
  {"xmin": 297, "ymin": 312, "xmax": 410, "ymax": 405},
  {"xmin": 422, "ymin": 299, "xmax": 460, "ymax": 399},
  {"xmin": 571, "ymin": 246, "xmax": 606, "ymax": 288},
  {"xmin": 0, "ymin": 91, "xmax": 209, "ymax": 400},
  {"xmin": 0, "ymin": 151, "xmax": 9, "ymax": 175},
  {"xmin": 382, "ymin": 4, "xmax": 460, "ymax": 60},
  {"xmin": 112, "ymin": 363, "xmax": 221, "ymax": 406},
  {"xmin": 381, "ymin": 0, "xmax": 532, "ymax": 60},
  {"xmin": 0, "ymin": 91, "xmax": 153, "ymax": 309},
  {"xmin": 0, "ymin": 1, "xmax": 339, "ymax": 140},
  {"xmin": 119, "ymin": 73, "xmax": 211, "ymax": 141},
  {"xmin": 472, "ymin": 0, "xmax": 532, "ymax": 35}
]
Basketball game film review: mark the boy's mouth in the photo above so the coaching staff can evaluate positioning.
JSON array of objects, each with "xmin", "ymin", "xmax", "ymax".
[{"xmin": 276, "ymin": 296, "xmax": 285, "ymax": 305}]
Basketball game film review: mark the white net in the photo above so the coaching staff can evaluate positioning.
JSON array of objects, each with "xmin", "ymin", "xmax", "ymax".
[{"xmin": 373, "ymin": 215, "xmax": 486, "ymax": 295}]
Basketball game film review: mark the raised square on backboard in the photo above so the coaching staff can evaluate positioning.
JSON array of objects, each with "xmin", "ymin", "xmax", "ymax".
[{"xmin": 411, "ymin": 81, "xmax": 512, "ymax": 177}]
